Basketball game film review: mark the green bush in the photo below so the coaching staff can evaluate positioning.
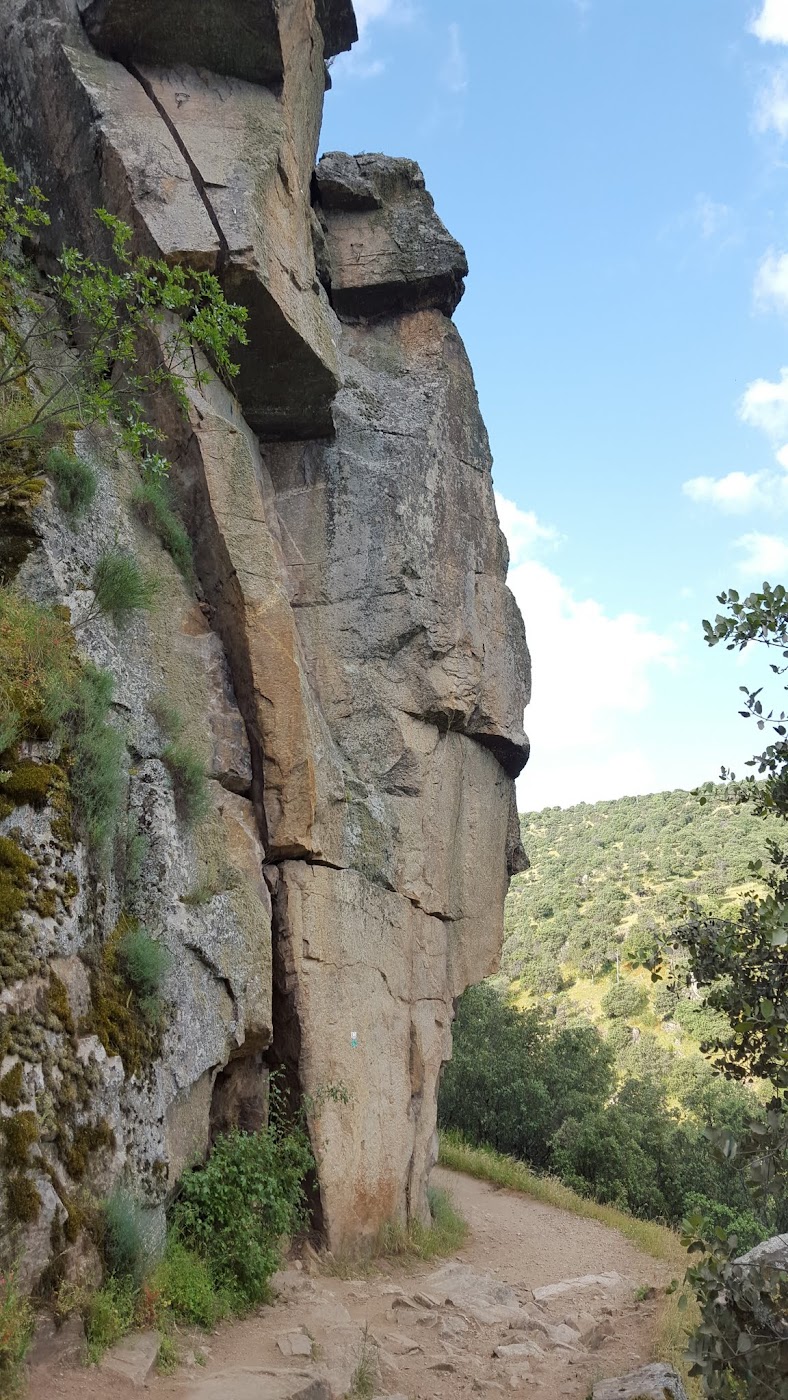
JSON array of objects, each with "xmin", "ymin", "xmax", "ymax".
[
  {"xmin": 601, "ymin": 978, "xmax": 648, "ymax": 1019},
  {"xmin": 46, "ymin": 447, "xmax": 97, "ymax": 519},
  {"xmin": 672, "ymin": 998, "xmax": 734, "ymax": 1046},
  {"xmin": 605, "ymin": 1020, "xmax": 634, "ymax": 1053},
  {"xmin": 84, "ymin": 1276, "xmax": 137, "ymax": 1363},
  {"xmin": 652, "ymin": 985, "xmax": 679, "ymax": 1019},
  {"xmin": 118, "ymin": 926, "xmax": 171, "ymax": 1006},
  {"xmin": 172, "ymin": 1120, "xmax": 313, "ymax": 1309},
  {"xmin": 683, "ymin": 1193, "xmax": 768, "ymax": 1255},
  {"xmin": 90, "ymin": 551, "xmax": 158, "ymax": 629},
  {"xmin": 151, "ymin": 1238, "xmax": 224, "ymax": 1327},
  {"xmin": 131, "ymin": 477, "xmax": 193, "ymax": 580},
  {"xmin": 102, "ymin": 1188, "xmax": 148, "ymax": 1283},
  {"xmin": 163, "ymin": 742, "xmax": 209, "ymax": 826}
]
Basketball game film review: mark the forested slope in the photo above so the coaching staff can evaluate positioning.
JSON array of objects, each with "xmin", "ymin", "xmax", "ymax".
[{"xmin": 439, "ymin": 786, "xmax": 787, "ymax": 1239}]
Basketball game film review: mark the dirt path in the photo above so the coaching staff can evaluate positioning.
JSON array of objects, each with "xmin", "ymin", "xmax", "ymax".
[{"xmin": 27, "ymin": 1166, "xmax": 672, "ymax": 1400}]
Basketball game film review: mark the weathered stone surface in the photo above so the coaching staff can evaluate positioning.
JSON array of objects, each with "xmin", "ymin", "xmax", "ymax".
[
  {"xmin": 732, "ymin": 1233, "xmax": 788, "ymax": 1338},
  {"xmin": 736, "ymin": 1231, "xmax": 788, "ymax": 1270},
  {"xmin": 180, "ymin": 1372, "xmax": 331, "ymax": 1400},
  {"xmin": 422, "ymin": 1264, "xmax": 524, "ymax": 1327},
  {"xmin": 592, "ymin": 1362, "xmax": 689, "ymax": 1400},
  {"xmin": 316, "ymin": 153, "xmax": 469, "ymax": 319},
  {"xmin": 265, "ymin": 311, "xmax": 529, "ymax": 786},
  {"xmin": 534, "ymin": 1273, "xmax": 626, "ymax": 1303},
  {"xmin": 138, "ymin": 60, "xmax": 340, "ymax": 437},
  {"xmin": 0, "ymin": 0, "xmax": 531, "ymax": 1266},
  {"xmin": 100, "ymin": 1330, "xmax": 159, "ymax": 1387}
]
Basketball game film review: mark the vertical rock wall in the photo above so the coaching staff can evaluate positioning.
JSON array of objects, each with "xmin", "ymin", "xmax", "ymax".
[{"xmin": 0, "ymin": 0, "xmax": 530, "ymax": 1263}]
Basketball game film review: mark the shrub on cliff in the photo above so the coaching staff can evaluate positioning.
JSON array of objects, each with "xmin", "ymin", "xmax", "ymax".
[
  {"xmin": 172, "ymin": 1117, "xmax": 313, "ymax": 1309},
  {"xmin": 0, "ymin": 152, "xmax": 247, "ymax": 504}
]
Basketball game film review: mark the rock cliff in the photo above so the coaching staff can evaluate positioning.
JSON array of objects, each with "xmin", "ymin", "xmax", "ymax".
[{"xmin": 0, "ymin": 0, "xmax": 529, "ymax": 1273}]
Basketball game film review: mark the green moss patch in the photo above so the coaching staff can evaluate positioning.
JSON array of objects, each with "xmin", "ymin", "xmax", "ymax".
[
  {"xmin": 86, "ymin": 917, "xmax": 166, "ymax": 1078},
  {"xmin": 0, "ymin": 1063, "xmax": 24, "ymax": 1107},
  {"xmin": 2, "ymin": 1111, "xmax": 38, "ymax": 1167},
  {"xmin": 5, "ymin": 1171, "xmax": 41, "ymax": 1224}
]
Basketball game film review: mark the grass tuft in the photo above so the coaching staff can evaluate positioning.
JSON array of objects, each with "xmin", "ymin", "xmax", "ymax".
[
  {"xmin": 46, "ymin": 447, "xmax": 97, "ymax": 519},
  {"xmin": 0, "ymin": 1266, "xmax": 34, "ymax": 1396},
  {"xmin": 91, "ymin": 550, "xmax": 158, "ymax": 629},
  {"xmin": 102, "ymin": 1188, "xmax": 149, "ymax": 1284},
  {"xmin": 84, "ymin": 1276, "xmax": 137, "ymax": 1363},
  {"xmin": 348, "ymin": 1324, "xmax": 377, "ymax": 1399},
  {"xmin": 162, "ymin": 742, "xmax": 209, "ymax": 826},
  {"xmin": 131, "ymin": 477, "xmax": 193, "ymax": 580}
]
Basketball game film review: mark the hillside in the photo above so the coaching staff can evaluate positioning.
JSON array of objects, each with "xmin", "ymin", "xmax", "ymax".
[{"xmin": 501, "ymin": 785, "xmax": 779, "ymax": 1018}]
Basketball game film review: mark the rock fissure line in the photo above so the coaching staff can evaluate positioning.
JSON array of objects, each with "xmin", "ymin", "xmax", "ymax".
[{"xmin": 123, "ymin": 58, "xmax": 231, "ymax": 273}]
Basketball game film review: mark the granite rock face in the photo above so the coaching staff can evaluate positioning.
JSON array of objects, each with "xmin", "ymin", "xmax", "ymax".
[
  {"xmin": 0, "ymin": 0, "xmax": 530, "ymax": 1262},
  {"xmin": 315, "ymin": 153, "xmax": 469, "ymax": 320}
]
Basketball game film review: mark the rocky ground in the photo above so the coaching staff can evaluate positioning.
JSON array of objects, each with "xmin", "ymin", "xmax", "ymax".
[{"xmin": 26, "ymin": 1167, "xmax": 673, "ymax": 1400}]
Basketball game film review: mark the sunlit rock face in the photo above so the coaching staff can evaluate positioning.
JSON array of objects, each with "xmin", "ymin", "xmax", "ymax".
[{"xmin": 0, "ymin": 0, "xmax": 529, "ymax": 1262}]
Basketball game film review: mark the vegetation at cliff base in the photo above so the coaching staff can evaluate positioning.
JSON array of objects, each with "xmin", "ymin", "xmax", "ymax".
[{"xmin": 439, "ymin": 981, "xmax": 771, "ymax": 1243}]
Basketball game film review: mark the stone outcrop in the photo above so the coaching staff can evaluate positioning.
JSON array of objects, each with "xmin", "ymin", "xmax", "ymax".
[
  {"xmin": 592, "ymin": 1363, "xmax": 689, "ymax": 1400},
  {"xmin": 0, "ymin": 0, "xmax": 530, "ymax": 1269}
]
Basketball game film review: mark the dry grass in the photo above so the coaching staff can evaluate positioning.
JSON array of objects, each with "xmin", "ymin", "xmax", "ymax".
[{"xmin": 321, "ymin": 1185, "xmax": 467, "ymax": 1279}]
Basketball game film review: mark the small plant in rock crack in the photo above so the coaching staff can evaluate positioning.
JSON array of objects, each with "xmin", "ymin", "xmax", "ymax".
[
  {"xmin": 117, "ymin": 925, "xmax": 172, "ymax": 1018},
  {"xmin": 82, "ymin": 550, "xmax": 159, "ymax": 630},
  {"xmin": 45, "ymin": 445, "xmax": 97, "ymax": 519},
  {"xmin": 0, "ymin": 153, "xmax": 248, "ymax": 503},
  {"xmin": 162, "ymin": 741, "xmax": 209, "ymax": 826},
  {"xmin": 347, "ymin": 1324, "xmax": 377, "ymax": 1400}
]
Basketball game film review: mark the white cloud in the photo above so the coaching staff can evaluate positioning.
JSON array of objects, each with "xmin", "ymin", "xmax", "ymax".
[
  {"xmin": 753, "ymin": 63, "xmax": 788, "ymax": 137},
  {"xmin": 739, "ymin": 366, "xmax": 788, "ymax": 443},
  {"xmin": 495, "ymin": 495, "xmax": 562, "ymax": 557},
  {"xmin": 735, "ymin": 530, "xmax": 788, "ymax": 575},
  {"xmin": 754, "ymin": 249, "xmax": 788, "ymax": 310},
  {"xmin": 694, "ymin": 194, "xmax": 732, "ymax": 240},
  {"xmin": 441, "ymin": 23, "xmax": 468, "ymax": 94},
  {"xmin": 352, "ymin": 0, "xmax": 394, "ymax": 33},
  {"xmin": 496, "ymin": 493, "xmax": 676, "ymax": 810},
  {"xmin": 683, "ymin": 471, "xmax": 772, "ymax": 513},
  {"xmin": 750, "ymin": 0, "xmax": 788, "ymax": 44}
]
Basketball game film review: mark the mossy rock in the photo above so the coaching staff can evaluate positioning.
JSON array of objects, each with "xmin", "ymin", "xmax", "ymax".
[
  {"xmin": 85, "ymin": 917, "xmax": 166, "ymax": 1078},
  {"xmin": 0, "ymin": 1062, "xmax": 24, "ymax": 1106},
  {"xmin": 2, "ymin": 1110, "xmax": 39, "ymax": 1167},
  {"xmin": 2, "ymin": 759, "xmax": 63, "ymax": 808},
  {"xmin": 4, "ymin": 1170, "xmax": 41, "ymax": 1223}
]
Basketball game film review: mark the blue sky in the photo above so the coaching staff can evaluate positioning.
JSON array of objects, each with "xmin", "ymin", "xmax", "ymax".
[{"xmin": 321, "ymin": 0, "xmax": 788, "ymax": 811}]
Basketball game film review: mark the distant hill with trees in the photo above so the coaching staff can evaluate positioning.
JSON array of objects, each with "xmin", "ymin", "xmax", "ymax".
[
  {"xmin": 500, "ymin": 785, "xmax": 777, "ymax": 1013},
  {"xmin": 438, "ymin": 784, "xmax": 787, "ymax": 1241}
]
